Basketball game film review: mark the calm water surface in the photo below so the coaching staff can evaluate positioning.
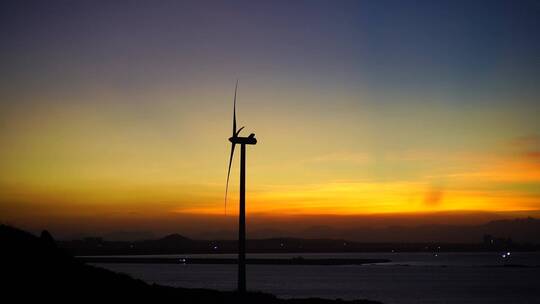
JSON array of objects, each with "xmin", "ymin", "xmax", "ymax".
[{"xmin": 94, "ymin": 252, "xmax": 540, "ymax": 304}]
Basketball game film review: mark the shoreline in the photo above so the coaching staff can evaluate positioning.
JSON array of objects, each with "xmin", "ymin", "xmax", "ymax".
[{"xmin": 78, "ymin": 256, "xmax": 390, "ymax": 265}]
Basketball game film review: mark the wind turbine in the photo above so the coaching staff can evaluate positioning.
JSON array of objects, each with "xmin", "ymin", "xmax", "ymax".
[{"xmin": 225, "ymin": 80, "xmax": 257, "ymax": 294}]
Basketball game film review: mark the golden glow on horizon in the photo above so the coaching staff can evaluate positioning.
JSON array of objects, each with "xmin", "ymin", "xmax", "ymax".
[{"xmin": 1, "ymin": 86, "xmax": 540, "ymax": 222}]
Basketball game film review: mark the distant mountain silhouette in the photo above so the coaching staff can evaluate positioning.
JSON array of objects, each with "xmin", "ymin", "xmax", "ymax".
[
  {"xmin": 236, "ymin": 218, "xmax": 540, "ymax": 243},
  {"xmin": 58, "ymin": 218, "xmax": 539, "ymax": 256},
  {"xmin": 338, "ymin": 217, "xmax": 540, "ymax": 243},
  {"xmin": 0, "ymin": 224, "xmax": 381, "ymax": 303},
  {"xmin": 159, "ymin": 233, "xmax": 193, "ymax": 242}
]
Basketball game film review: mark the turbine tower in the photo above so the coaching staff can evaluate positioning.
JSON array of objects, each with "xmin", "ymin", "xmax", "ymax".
[{"xmin": 225, "ymin": 80, "xmax": 257, "ymax": 294}]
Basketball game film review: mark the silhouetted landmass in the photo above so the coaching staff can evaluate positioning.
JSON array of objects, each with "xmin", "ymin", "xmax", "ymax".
[
  {"xmin": 199, "ymin": 217, "xmax": 540, "ymax": 243},
  {"xmin": 0, "ymin": 224, "xmax": 382, "ymax": 303},
  {"xmin": 79, "ymin": 256, "xmax": 390, "ymax": 265},
  {"xmin": 59, "ymin": 218, "xmax": 540, "ymax": 256},
  {"xmin": 339, "ymin": 217, "xmax": 540, "ymax": 243}
]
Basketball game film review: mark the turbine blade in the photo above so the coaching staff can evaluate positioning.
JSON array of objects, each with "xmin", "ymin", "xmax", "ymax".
[
  {"xmin": 232, "ymin": 80, "xmax": 238, "ymax": 136},
  {"xmin": 225, "ymin": 143, "xmax": 236, "ymax": 214},
  {"xmin": 235, "ymin": 126, "xmax": 245, "ymax": 137}
]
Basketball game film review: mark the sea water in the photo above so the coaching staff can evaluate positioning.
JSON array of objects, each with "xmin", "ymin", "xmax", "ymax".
[{"xmin": 94, "ymin": 252, "xmax": 540, "ymax": 304}]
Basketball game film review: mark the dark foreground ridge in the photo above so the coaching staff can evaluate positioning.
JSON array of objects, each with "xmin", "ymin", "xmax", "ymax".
[{"xmin": 0, "ymin": 224, "xmax": 382, "ymax": 303}]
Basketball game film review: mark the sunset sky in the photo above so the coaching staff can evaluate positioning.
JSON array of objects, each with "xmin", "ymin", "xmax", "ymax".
[{"xmin": 1, "ymin": 0, "xmax": 539, "ymax": 237}]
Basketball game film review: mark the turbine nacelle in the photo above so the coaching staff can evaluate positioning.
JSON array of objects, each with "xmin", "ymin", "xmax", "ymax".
[{"xmin": 229, "ymin": 133, "xmax": 257, "ymax": 145}]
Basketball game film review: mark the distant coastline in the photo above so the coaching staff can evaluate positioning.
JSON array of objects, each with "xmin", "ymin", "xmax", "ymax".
[
  {"xmin": 58, "ymin": 218, "xmax": 540, "ymax": 256},
  {"xmin": 79, "ymin": 256, "xmax": 390, "ymax": 265}
]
